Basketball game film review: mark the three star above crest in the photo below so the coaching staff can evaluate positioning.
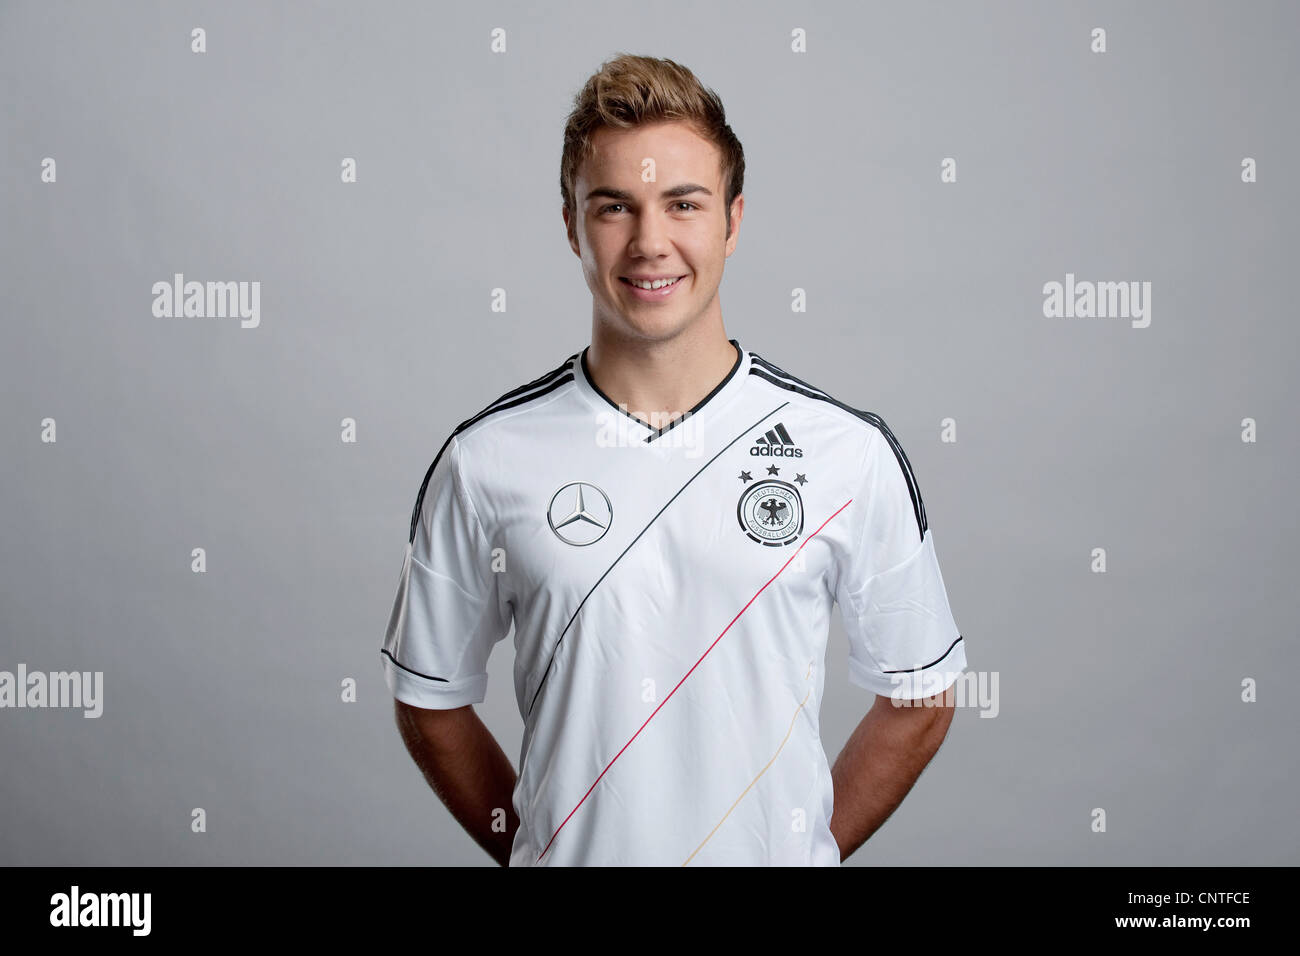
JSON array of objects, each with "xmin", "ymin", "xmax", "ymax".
[{"xmin": 741, "ymin": 467, "xmax": 810, "ymax": 485}]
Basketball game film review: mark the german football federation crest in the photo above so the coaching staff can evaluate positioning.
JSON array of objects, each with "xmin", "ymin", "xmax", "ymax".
[{"xmin": 737, "ymin": 479, "xmax": 804, "ymax": 546}]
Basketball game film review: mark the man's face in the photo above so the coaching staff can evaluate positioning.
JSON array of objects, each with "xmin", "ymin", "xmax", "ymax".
[{"xmin": 565, "ymin": 120, "xmax": 743, "ymax": 343}]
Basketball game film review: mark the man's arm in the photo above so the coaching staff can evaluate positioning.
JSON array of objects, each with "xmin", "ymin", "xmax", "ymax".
[
  {"xmin": 829, "ymin": 685, "xmax": 956, "ymax": 862},
  {"xmin": 393, "ymin": 699, "xmax": 520, "ymax": 866}
]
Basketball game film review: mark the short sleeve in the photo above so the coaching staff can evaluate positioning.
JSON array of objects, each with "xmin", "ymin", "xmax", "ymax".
[
  {"xmin": 834, "ymin": 421, "xmax": 967, "ymax": 700},
  {"xmin": 381, "ymin": 434, "xmax": 511, "ymax": 709}
]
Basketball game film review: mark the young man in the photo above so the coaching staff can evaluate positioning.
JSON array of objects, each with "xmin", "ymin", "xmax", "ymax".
[{"xmin": 381, "ymin": 54, "xmax": 968, "ymax": 866}]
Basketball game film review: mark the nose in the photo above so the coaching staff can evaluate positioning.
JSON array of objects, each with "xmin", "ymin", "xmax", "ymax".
[{"xmin": 627, "ymin": 209, "xmax": 672, "ymax": 258}]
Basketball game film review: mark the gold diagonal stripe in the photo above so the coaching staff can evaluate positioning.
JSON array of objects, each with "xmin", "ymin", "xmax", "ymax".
[{"xmin": 682, "ymin": 680, "xmax": 814, "ymax": 866}]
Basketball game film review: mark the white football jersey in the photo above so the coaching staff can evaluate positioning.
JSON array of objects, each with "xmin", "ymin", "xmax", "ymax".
[{"xmin": 381, "ymin": 339, "xmax": 968, "ymax": 866}]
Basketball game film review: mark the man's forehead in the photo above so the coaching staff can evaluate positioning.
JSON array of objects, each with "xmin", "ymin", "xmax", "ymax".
[{"xmin": 579, "ymin": 123, "xmax": 721, "ymax": 190}]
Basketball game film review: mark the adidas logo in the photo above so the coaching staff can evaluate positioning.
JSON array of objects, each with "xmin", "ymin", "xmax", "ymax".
[{"xmin": 750, "ymin": 422, "xmax": 804, "ymax": 458}]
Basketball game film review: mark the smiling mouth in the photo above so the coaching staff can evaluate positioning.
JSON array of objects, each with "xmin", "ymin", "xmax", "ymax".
[{"xmin": 619, "ymin": 275, "xmax": 686, "ymax": 291}]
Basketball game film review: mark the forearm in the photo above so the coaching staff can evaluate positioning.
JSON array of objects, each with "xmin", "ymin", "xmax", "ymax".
[
  {"xmin": 829, "ymin": 695, "xmax": 953, "ymax": 862},
  {"xmin": 394, "ymin": 701, "xmax": 520, "ymax": 866}
]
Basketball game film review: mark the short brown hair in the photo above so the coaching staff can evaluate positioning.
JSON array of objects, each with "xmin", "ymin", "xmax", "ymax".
[{"xmin": 560, "ymin": 53, "xmax": 746, "ymax": 239}]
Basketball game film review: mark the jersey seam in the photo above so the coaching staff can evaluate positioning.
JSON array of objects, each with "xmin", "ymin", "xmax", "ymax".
[
  {"xmin": 410, "ymin": 550, "xmax": 483, "ymax": 605},
  {"xmin": 859, "ymin": 533, "xmax": 928, "ymax": 595},
  {"xmin": 449, "ymin": 435, "xmax": 504, "ymax": 679},
  {"xmin": 450, "ymin": 435, "xmax": 495, "ymax": 586},
  {"xmin": 840, "ymin": 432, "xmax": 926, "ymax": 687},
  {"xmin": 841, "ymin": 433, "xmax": 877, "ymax": 616},
  {"xmin": 844, "ymin": 431, "xmax": 930, "ymax": 605}
]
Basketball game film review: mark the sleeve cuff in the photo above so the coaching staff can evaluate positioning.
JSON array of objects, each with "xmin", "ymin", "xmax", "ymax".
[
  {"xmin": 382, "ymin": 654, "xmax": 488, "ymax": 709},
  {"xmin": 847, "ymin": 636, "xmax": 968, "ymax": 700}
]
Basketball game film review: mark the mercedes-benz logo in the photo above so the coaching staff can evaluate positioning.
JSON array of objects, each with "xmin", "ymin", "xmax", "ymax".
[{"xmin": 547, "ymin": 481, "xmax": 613, "ymax": 546}]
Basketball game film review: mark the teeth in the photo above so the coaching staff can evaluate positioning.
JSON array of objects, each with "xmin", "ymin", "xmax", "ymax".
[{"xmin": 627, "ymin": 276, "xmax": 681, "ymax": 290}]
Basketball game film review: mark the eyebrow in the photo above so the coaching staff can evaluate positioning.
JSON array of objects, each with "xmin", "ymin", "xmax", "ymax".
[{"xmin": 584, "ymin": 183, "xmax": 714, "ymax": 203}]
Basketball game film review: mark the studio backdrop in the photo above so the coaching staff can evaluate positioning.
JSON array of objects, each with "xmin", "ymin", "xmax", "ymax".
[{"xmin": 1, "ymin": 0, "xmax": 1296, "ymax": 865}]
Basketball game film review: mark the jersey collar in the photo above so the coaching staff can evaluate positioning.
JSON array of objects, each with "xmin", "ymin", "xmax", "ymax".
[{"xmin": 575, "ymin": 338, "xmax": 749, "ymax": 446}]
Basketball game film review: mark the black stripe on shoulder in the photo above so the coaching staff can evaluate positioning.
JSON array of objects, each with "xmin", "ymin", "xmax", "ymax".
[
  {"xmin": 472, "ymin": 352, "xmax": 579, "ymax": 423},
  {"xmin": 749, "ymin": 352, "xmax": 832, "ymax": 397},
  {"xmin": 407, "ymin": 353, "xmax": 576, "ymax": 544},
  {"xmin": 748, "ymin": 353, "xmax": 927, "ymax": 541}
]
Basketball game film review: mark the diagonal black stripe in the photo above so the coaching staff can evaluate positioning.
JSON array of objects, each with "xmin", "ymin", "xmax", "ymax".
[
  {"xmin": 774, "ymin": 421, "xmax": 795, "ymax": 445},
  {"xmin": 525, "ymin": 400, "xmax": 791, "ymax": 720}
]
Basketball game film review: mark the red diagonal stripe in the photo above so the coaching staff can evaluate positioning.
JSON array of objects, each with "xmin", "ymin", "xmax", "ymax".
[{"xmin": 536, "ymin": 497, "xmax": 854, "ymax": 863}]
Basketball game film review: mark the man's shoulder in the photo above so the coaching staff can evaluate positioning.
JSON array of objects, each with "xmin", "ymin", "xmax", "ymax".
[
  {"xmin": 745, "ymin": 347, "xmax": 893, "ymax": 443},
  {"xmin": 446, "ymin": 349, "xmax": 582, "ymax": 452}
]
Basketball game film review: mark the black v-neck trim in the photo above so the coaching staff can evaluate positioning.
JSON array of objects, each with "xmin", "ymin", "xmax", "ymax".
[{"xmin": 580, "ymin": 339, "xmax": 743, "ymax": 444}]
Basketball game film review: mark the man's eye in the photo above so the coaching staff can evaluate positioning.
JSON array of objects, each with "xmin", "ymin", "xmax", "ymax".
[{"xmin": 599, "ymin": 202, "xmax": 697, "ymax": 214}]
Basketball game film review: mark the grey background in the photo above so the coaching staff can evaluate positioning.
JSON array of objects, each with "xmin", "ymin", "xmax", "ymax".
[{"xmin": 2, "ymin": 0, "xmax": 1296, "ymax": 866}]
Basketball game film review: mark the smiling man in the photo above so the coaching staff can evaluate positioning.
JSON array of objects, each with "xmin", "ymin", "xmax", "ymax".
[{"xmin": 381, "ymin": 53, "xmax": 969, "ymax": 866}]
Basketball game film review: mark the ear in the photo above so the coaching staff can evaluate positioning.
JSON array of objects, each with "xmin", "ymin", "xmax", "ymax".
[
  {"xmin": 724, "ymin": 193, "xmax": 745, "ymax": 255},
  {"xmin": 563, "ymin": 205, "xmax": 581, "ymax": 257}
]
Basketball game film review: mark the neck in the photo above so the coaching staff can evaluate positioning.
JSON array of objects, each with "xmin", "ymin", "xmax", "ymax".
[{"xmin": 585, "ymin": 322, "xmax": 738, "ymax": 430}]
